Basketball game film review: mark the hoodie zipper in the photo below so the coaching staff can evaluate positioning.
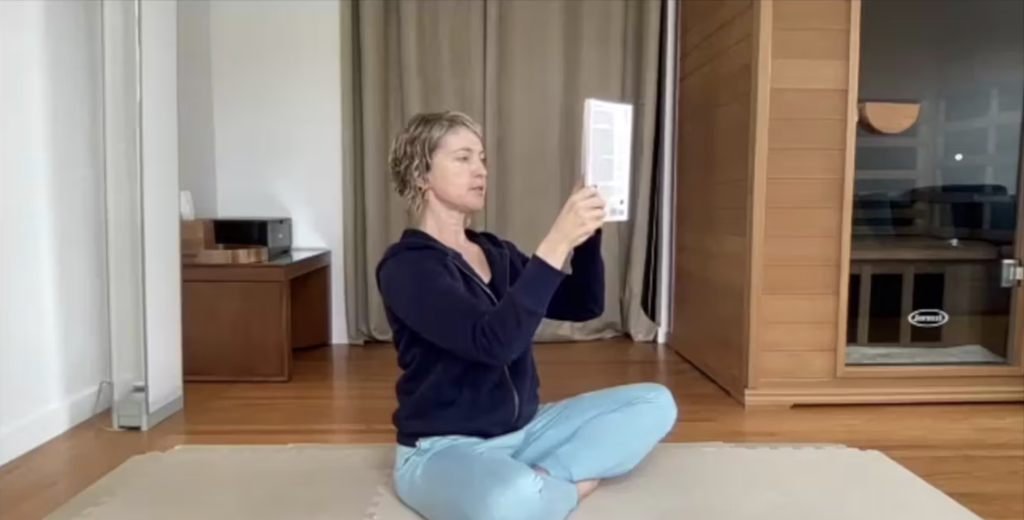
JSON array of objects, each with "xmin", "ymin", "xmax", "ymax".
[{"xmin": 449, "ymin": 257, "xmax": 521, "ymax": 426}]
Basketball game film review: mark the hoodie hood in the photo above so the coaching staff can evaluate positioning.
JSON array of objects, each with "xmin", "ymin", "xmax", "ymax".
[
  {"xmin": 380, "ymin": 229, "xmax": 453, "ymax": 263},
  {"xmin": 379, "ymin": 228, "xmax": 505, "ymax": 263},
  {"xmin": 376, "ymin": 228, "xmax": 510, "ymax": 285}
]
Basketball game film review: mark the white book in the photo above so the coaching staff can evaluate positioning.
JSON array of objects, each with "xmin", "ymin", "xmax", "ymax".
[{"xmin": 581, "ymin": 98, "xmax": 634, "ymax": 222}]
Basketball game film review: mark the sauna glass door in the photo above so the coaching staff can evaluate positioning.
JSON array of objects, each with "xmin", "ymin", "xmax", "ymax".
[{"xmin": 847, "ymin": 0, "xmax": 1023, "ymax": 367}]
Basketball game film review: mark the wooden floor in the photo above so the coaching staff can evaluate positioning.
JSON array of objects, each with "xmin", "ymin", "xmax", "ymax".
[{"xmin": 1, "ymin": 341, "xmax": 1022, "ymax": 520}]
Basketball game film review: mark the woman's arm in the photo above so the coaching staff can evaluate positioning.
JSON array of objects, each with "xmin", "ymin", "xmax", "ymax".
[{"xmin": 506, "ymin": 230, "xmax": 605, "ymax": 322}]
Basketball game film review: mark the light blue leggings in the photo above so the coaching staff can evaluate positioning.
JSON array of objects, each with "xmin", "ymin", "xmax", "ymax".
[{"xmin": 392, "ymin": 383, "xmax": 678, "ymax": 520}]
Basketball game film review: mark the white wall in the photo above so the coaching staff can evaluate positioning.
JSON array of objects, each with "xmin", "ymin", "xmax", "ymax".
[
  {"xmin": 177, "ymin": 0, "xmax": 218, "ymax": 218},
  {"xmin": 206, "ymin": 0, "xmax": 348, "ymax": 342},
  {"xmin": 0, "ymin": 0, "xmax": 111, "ymax": 466}
]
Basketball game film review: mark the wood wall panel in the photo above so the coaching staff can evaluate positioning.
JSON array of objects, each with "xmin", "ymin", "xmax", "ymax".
[
  {"xmin": 681, "ymin": 0, "xmax": 752, "ymax": 55},
  {"xmin": 762, "ymin": 295, "xmax": 839, "ymax": 324},
  {"xmin": 774, "ymin": 0, "xmax": 850, "ymax": 30},
  {"xmin": 763, "ymin": 265, "xmax": 839, "ymax": 295},
  {"xmin": 770, "ymin": 90, "xmax": 848, "ymax": 120},
  {"xmin": 771, "ymin": 59, "xmax": 849, "ymax": 90},
  {"xmin": 670, "ymin": 1, "xmax": 759, "ymax": 400},
  {"xmin": 767, "ymin": 150, "xmax": 846, "ymax": 179},
  {"xmin": 764, "ymin": 237, "xmax": 840, "ymax": 265},
  {"xmin": 768, "ymin": 120, "xmax": 847, "ymax": 149},
  {"xmin": 773, "ymin": 30, "xmax": 850, "ymax": 60},
  {"xmin": 760, "ymin": 351, "xmax": 838, "ymax": 379},
  {"xmin": 762, "ymin": 323, "xmax": 836, "ymax": 351},
  {"xmin": 765, "ymin": 208, "xmax": 842, "ymax": 237},
  {"xmin": 751, "ymin": 0, "xmax": 856, "ymax": 386},
  {"xmin": 682, "ymin": 8, "xmax": 755, "ymax": 78},
  {"xmin": 766, "ymin": 179, "xmax": 843, "ymax": 207}
]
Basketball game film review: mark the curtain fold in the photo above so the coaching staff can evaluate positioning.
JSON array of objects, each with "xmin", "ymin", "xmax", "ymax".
[
  {"xmin": 342, "ymin": 0, "xmax": 662, "ymax": 344},
  {"xmin": 341, "ymin": 0, "xmax": 486, "ymax": 342}
]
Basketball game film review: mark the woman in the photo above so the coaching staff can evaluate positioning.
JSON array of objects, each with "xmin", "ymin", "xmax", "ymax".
[{"xmin": 376, "ymin": 111, "xmax": 677, "ymax": 520}]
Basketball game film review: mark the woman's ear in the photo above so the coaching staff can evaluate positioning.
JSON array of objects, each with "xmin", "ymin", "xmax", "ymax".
[{"xmin": 415, "ymin": 172, "xmax": 430, "ymax": 193}]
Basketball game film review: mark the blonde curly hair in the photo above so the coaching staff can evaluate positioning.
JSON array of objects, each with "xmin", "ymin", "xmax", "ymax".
[{"xmin": 388, "ymin": 111, "xmax": 484, "ymax": 214}]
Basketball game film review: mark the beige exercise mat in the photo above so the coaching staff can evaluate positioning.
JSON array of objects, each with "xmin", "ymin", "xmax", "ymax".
[
  {"xmin": 46, "ymin": 443, "xmax": 982, "ymax": 520},
  {"xmin": 45, "ymin": 445, "xmax": 392, "ymax": 520}
]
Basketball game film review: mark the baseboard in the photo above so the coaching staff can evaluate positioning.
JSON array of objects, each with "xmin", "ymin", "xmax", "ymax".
[
  {"xmin": 146, "ymin": 394, "xmax": 183, "ymax": 430},
  {"xmin": 0, "ymin": 385, "xmax": 111, "ymax": 467},
  {"xmin": 745, "ymin": 382, "xmax": 1024, "ymax": 407}
]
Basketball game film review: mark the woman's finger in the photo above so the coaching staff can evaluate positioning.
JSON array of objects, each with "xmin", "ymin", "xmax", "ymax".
[
  {"xmin": 578, "ymin": 195, "xmax": 606, "ymax": 209},
  {"xmin": 582, "ymin": 208, "xmax": 606, "ymax": 223},
  {"xmin": 581, "ymin": 192, "xmax": 602, "ymax": 207},
  {"xmin": 577, "ymin": 186, "xmax": 599, "ymax": 198}
]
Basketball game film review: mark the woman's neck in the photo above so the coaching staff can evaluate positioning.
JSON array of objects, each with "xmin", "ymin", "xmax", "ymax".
[{"xmin": 418, "ymin": 204, "xmax": 469, "ymax": 249}]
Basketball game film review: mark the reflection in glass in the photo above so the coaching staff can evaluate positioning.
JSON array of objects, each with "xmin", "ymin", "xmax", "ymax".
[{"xmin": 847, "ymin": 0, "xmax": 1022, "ymax": 366}]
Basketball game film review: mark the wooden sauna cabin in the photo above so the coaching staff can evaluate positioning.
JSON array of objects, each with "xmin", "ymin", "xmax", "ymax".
[{"xmin": 669, "ymin": 0, "xmax": 1024, "ymax": 407}]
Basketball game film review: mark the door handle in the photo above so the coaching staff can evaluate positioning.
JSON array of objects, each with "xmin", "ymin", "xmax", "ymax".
[{"xmin": 1001, "ymin": 259, "xmax": 1023, "ymax": 288}]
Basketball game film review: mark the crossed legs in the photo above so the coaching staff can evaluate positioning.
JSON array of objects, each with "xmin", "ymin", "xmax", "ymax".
[{"xmin": 393, "ymin": 383, "xmax": 678, "ymax": 520}]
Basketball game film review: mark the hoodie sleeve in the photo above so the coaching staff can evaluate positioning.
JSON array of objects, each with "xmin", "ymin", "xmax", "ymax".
[
  {"xmin": 378, "ymin": 253, "xmax": 566, "ymax": 366},
  {"xmin": 506, "ymin": 231, "xmax": 605, "ymax": 322}
]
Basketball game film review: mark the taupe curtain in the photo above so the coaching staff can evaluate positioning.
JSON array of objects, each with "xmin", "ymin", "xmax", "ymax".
[{"xmin": 341, "ymin": 0, "xmax": 662, "ymax": 344}]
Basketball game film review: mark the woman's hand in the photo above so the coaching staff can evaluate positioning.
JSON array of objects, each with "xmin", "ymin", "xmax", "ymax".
[{"xmin": 535, "ymin": 186, "xmax": 606, "ymax": 268}]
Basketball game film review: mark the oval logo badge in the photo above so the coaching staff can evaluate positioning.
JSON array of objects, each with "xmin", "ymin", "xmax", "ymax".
[{"xmin": 908, "ymin": 309, "xmax": 949, "ymax": 328}]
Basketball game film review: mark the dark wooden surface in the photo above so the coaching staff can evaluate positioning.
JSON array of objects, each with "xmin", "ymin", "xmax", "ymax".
[
  {"xmin": 290, "ymin": 264, "xmax": 331, "ymax": 350},
  {"xmin": 182, "ymin": 249, "xmax": 331, "ymax": 282},
  {"xmin": 182, "ymin": 280, "xmax": 291, "ymax": 381},
  {"xmin": 182, "ymin": 249, "xmax": 331, "ymax": 381},
  {"xmin": 1, "ymin": 341, "xmax": 1021, "ymax": 520},
  {"xmin": 850, "ymin": 236, "xmax": 1001, "ymax": 262}
]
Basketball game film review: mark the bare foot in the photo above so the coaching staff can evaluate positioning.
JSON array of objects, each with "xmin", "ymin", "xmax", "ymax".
[
  {"xmin": 533, "ymin": 466, "xmax": 600, "ymax": 501},
  {"xmin": 575, "ymin": 479, "xmax": 600, "ymax": 500}
]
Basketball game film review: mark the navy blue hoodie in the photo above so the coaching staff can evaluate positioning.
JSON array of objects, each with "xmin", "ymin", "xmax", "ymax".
[{"xmin": 376, "ymin": 228, "xmax": 604, "ymax": 447}]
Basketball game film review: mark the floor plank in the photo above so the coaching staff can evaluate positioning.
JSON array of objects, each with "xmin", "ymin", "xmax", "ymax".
[{"xmin": 1, "ymin": 341, "xmax": 1021, "ymax": 520}]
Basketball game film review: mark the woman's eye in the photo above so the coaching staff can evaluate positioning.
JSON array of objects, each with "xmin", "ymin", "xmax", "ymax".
[{"xmin": 456, "ymin": 156, "xmax": 470, "ymax": 163}]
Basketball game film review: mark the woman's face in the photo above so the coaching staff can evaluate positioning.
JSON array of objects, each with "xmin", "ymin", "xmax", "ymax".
[{"xmin": 423, "ymin": 126, "xmax": 487, "ymax": 214}]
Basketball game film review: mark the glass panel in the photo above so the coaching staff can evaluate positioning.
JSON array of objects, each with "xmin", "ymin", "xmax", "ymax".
[{"xmin": 847, "ymin": 0, "xmax": 1023, "ymax": 366}]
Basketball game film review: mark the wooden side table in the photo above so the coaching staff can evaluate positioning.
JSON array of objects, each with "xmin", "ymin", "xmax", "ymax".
[{"xmin": 182, "ymin": 249, "xmax": 331, "ymax": 382}]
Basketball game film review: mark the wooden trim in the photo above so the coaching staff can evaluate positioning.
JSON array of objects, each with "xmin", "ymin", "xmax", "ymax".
[
  {"xmin": 843, "ymin": 364, "xmax": 1024, "ymax": 379},
  {"xmin": 1011, "ymin": 98, "xmax": 1024, "ymax": 369},
  {"xmin": 745, "ymin": 0, "xmax": 772, "ymax": 387},
  {"xmin": 745, "ymin": 386, "xmax": 1024, "ymax": 407},
  {"xmin": 835, "ymin": 0, "xmax": 861, "ymax": 377},
  {"xmin": 898, "ymin": 265, "xmax": 914, "ymax": 344},
  {"xmin": 182, "ymin": 374, "xmax": 290, "ymax": 383},
  {"xmin": 281, "ymin": 277, "xmax": 293, "ymax": 377},
  {"xmin": 855, "ymin": 264, "xmax": 871, "ymax": 344},
  {"xmin": 745, "ymin": 376, "xmax": 1024, "ymax": 407}
]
